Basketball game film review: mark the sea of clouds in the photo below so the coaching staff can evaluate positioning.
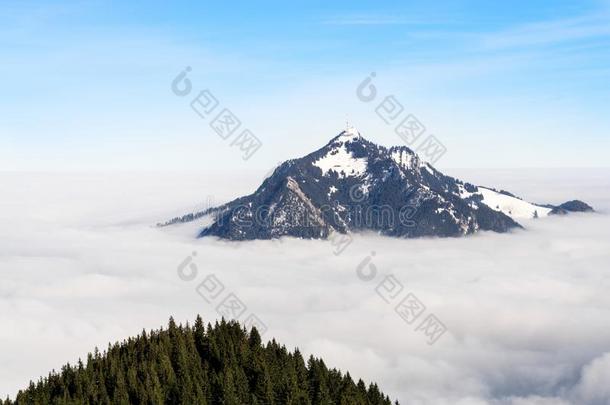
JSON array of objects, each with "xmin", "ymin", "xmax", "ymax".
[{"xmin": 1, "ymin": 168, "xmax": 609, "ymax": 404}]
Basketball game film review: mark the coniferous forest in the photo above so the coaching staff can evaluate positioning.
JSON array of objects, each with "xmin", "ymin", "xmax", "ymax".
[{"xmin": 4, "ymin": 316, "xmax": 399, "ymax": 405}]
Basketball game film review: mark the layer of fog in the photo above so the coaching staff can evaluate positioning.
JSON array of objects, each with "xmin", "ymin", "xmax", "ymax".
[{"xmin": 1, "ymin": 169, "xmax": 609, "ymax": 404}]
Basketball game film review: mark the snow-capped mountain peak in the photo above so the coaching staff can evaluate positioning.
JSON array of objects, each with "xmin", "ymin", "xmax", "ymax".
[
  {"xmin": 313, "ymin": 138, "xmax": 368, "ymax": 179},
  {"xmin": 160, "ymin": 128, "xmax": 594, "ymax": 240}
]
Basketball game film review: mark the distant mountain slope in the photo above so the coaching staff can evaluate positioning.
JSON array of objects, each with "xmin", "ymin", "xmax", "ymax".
[
  {"xmin": 6, "ymin": 316, "xmax": 397, "ymax": 405},
  {"xmin": 160, "ymin": 127, "xmax": 593, "ymax": 240}
]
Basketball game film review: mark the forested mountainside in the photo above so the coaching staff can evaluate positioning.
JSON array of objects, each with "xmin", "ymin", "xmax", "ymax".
[{"xmin": 5, "ymin": 316, "xmax": 398, "ymax": 405}]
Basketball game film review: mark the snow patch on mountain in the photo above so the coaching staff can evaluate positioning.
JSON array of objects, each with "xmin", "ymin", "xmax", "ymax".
[
  {"xmin": 313, "ymin": 142, "xmax": 368, "ymax": 178},
  {"xmin": 478, "ymin": 187, "xmax": 552, "ymax": 219},
  {"xmin": 390, "ymin": 149, "xmax": 416, "ymax": 170}
]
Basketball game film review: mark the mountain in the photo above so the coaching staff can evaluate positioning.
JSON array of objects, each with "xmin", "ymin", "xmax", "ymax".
[
  {"xmin": 6, "ymin": 316, "xmax": 397, "ymax": 405},
  {"xmin": 160, "ymin": 127, "xmax": 593, "ymax": 240},
  {"xmin": 549, "ymin": 200, "xmax": 594, "ymax": 215}
]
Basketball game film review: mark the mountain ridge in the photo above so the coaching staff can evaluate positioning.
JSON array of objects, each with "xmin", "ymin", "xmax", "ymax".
[{"xmin": 159, "ymin": 128, "xmax": 594, "ymax": 240}]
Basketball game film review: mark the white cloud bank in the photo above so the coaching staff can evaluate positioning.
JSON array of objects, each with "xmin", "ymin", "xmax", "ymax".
[{"xmin": 0, "ymin": 169, "xmax": 609, "ymax": 404}]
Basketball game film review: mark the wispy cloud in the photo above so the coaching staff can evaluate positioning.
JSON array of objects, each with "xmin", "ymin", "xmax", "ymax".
[{"xmin": 480, "ymin": 14, "xmax": 610, "ymax": 50}]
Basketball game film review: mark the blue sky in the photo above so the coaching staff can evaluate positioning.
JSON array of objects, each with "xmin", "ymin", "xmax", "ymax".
[{"xmin": 1, "ymin": 0, "xmax": 609, "ymax": 170}]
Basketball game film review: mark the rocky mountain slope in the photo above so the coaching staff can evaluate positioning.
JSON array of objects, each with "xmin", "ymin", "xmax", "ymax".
[{"xmin": 160, "ymin": 127, "xmax": 593, "ymax": 240}]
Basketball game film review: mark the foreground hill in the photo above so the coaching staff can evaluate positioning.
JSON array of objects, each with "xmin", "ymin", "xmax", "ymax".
[{"xmin": 5, "ymin": 316, "xmax": 397, "ymax": 405}]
